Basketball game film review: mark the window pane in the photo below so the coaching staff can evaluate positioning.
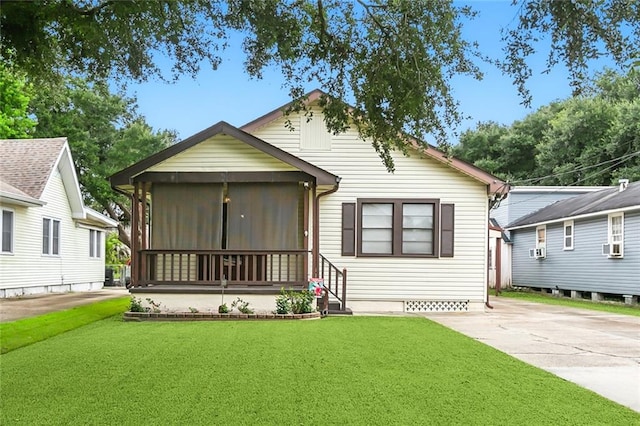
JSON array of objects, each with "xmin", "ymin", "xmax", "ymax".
[
  {"xmin": 402, "ymin": 229, "xmax": 433, "ymax": 254},
  {"xmin": 96, "ymin": 232, "xmax": 101, "ymax": 258},
  {"xmin": 362, "ymin": 204, "xmax": 392, "ymax": 254},
  {"xmin": 2, "ymin": 210, "xmax": 12, "ymax": 252},
  {"xmin": 361, "ymin": 229, "xmax": 392, "ymax": 254},
  {"xmin": 90, "ymin": 230, "xmax": 95, "ymax": 257},
  {"xmin": 43, "ymin": 219, "xmax": 50, "ymax": 254},
  {"xmin": 611, "ymin": 216, "xmax": 623, "ymax": 242},
  {"xmin": 362, "ymin": 204, "xmax": 392, "ymax": 228},
  {"xmin": 402, "ymin": 204, "xmax": 433, "ymax": 254},
  {"xmin": 565, "ymin": 225, "xmax": 572, "ymax": 237},
  {"xmin": 565, "ymin": 236, "xmax": 572, "ymax": 247},
  {"xmin": 52, "ymin": 220, "xmax": 60, "ymax": 255}
]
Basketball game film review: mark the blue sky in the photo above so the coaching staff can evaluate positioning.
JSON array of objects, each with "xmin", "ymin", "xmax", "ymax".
[{"xmin": 124, "ymin": 1, "xmax": 618, "ymax": 143}]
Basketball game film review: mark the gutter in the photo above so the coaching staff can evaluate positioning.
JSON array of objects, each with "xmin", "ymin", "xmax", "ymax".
[{"xmin": 312, "ymin": 177, "xmax": 341, "ymax": 277}]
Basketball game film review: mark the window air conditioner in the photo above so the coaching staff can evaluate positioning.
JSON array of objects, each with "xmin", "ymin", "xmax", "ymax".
[
  {"xmin": 529, "ymin": 248, "xmax": 545, "ymax": 259},
  {"xmin": 602, "ymin": 243, "xmax": 623, "ymax": 257}
]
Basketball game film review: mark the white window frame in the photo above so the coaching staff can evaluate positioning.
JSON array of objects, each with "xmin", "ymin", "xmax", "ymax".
[
  {"xmin": 89, "ymin": 229, "xmax": 102, "ymax": 259},
  {"xmin": 536, "ymin": 225, "xmax": 546, "ymax": 249},
  {"xmin": 607, "ymin": 213, "xmax": 624, "ymax": 257},
  {"xmin": 563, "ymin": 220, "xmax": 574, "ymax": 250},
  {"xmin": 1, "ymin": 208, "xmax": 14, "ymax": 254},
  {"xmin": 43, "ymin": 217, "xmax": 61, "ymax": 256}
]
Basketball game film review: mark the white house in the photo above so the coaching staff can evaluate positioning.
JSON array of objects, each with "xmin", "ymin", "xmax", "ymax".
[
  {"xmin": 110, "ymin": 90, "xmax": 505, "ymax": 313},
  {"xmin": 0, "ymin": 138, "xmax": 117, "ymax": 298}
]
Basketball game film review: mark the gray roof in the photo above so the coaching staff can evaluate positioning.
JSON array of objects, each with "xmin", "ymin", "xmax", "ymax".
[
  {"xmin": 0, "ymin": 138, "xmax": 67, "ymax": 199},
  {"xmin": 507, "ymin": 181, "xmax": 640, "ymax": 228}
]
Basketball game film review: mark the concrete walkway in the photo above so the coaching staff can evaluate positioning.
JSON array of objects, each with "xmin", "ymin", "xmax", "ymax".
[
  {"xmin": 424, "ymin": 297, "xmax": 640, "ymax": 413},
  {"xmin": 0, "ymin": 287, "xmax": 129, "ymax": 322}
]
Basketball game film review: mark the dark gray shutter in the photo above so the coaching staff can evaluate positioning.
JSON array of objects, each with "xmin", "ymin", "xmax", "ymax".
[
  {"xmin": 342, "ymin": 203, "xmax": 356, "ymax": 256},
  {"xmin": 440, "ymin": 204, "xmax": 455, "ymax": 257}
]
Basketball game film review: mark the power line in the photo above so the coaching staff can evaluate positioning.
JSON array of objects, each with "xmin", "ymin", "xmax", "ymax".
[{"xmin": 508, "ymin": 149, "xmax": 640, "ymax": 186}]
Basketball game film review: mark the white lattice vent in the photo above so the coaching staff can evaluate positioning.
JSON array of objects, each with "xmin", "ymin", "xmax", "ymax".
[{"xmin": 405, "ymin": 300, "xmax": 469, "ymax": 313}]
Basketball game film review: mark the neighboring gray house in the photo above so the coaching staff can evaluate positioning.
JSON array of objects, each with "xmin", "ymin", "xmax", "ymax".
[
  {"xmin": 506, "ymin": 180, "xmax": 640, "ymax": 303},
  {"xmin": 489, "ymin": 185, "xmax": 608, "ymax": 289}
]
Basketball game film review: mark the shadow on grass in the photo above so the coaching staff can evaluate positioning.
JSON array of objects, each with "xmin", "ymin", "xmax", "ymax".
[{"xmin": 0, "ymin": 297, "xmax": 130, "ymax": 354}]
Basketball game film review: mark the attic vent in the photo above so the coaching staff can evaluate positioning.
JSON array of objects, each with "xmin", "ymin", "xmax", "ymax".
[
  {"xmin": 405, "ymin": 300, "xmax": 469, "ymax": 312},
  {"xmin": 300, "ymin": 115, "xmax": 332, "ymax": 151}
]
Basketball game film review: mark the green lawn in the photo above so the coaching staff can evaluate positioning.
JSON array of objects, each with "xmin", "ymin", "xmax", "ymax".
[
  {"xmin": 0, "ymin": 297, "xmax": 130, "ymax": 354},
  {"xmin": 1, "ymin": 316, "xmax": 637, "ymax": 425},
  {"xmin": 498, "ymin": 290, "xmax": 640, "ymax": 317}
]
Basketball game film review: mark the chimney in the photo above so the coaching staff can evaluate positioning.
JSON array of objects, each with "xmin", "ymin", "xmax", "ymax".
[{"xmin": 618, "ymin": 179, "xmax": 629, "ymax": 192}]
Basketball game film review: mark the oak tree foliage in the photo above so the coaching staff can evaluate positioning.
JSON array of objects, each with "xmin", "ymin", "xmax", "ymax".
[
  {"xmin": 454, "ymin": 70, "xmax": 640, "ymax": 186},
  {"xmin": 29, "ymin": 78, "xmax": 177, "ymax": 246},
  {"xmin": 2, "ymin": 0, "xmax": 638, "ymax": 170}
]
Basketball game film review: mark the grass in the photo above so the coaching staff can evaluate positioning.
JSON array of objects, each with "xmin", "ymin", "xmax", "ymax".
[
  {"xmin": 1, "ymin": 315, "xmax": 638, "ymax": 425},
  {"xmin": 0, "ymin": 297, "xmax": 130, "ymax": 354},
  {"xmin": 498, "ymin": 290, "xmax": 640, "ymax": 317}
]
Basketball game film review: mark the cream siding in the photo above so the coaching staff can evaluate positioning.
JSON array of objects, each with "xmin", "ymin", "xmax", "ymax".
[
  {"xmin": 147, "ymin": 134, "xmax": 298, "ymax": 173},
  {"xmin": 251, "ymin": 111, "xmax": 489, "ymax": 306},
  {"xmin": 0, "ymin": 168, "xmax": 105, "ymax": 296}
]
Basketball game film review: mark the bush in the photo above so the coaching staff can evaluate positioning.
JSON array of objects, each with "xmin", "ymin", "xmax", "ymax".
[{"xmin": 275, "ymin": 288, "xmax": 315, "ymax": 314}]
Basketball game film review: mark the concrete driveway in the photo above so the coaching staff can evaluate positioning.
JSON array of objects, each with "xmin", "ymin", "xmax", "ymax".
[
  {"xmin": 0, "ymin": 288, "xmax": 129, "ymax": 322},
  {"xmin": 424, "ymin": 297, "xmax": 640, "ymax": 413}
]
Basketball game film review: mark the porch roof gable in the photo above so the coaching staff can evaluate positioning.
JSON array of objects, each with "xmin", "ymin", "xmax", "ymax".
[{"xmin": 110, "ymin": 121, "xmax": 339, "ymax": 187}]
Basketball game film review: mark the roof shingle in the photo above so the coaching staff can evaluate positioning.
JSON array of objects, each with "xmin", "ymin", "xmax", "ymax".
[
  {"xmin": 507, "ymin": 181, "xmax": 640, "ymax": 228},
  {"xmin": 0, "ymin": 138, "xmax": 66, "ymax": 199}
]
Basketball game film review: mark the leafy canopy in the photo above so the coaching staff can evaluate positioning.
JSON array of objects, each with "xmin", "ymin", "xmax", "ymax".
[
  {"xmin": 28, "ymin": 77, "xmax": 177, "ymax": 246},
  {"xmin": 454, "ymin": 69, "xmax": 640, "ymax": 186},
  {"xmin": 0, "ymin": 65, "xmax": 35, "ymax": 138},
  {"xmin": 1, "ymin": 0, "xmax": 638, "ymax": 170}
]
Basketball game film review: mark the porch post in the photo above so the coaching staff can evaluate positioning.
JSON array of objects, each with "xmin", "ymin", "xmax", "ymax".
[
  {"xmin": 131, "ymin": 182, "xmax": 140, "ymax": 287},
  {"xmin": 140, "ymin": 182, "xmax": 148, "ymax": 284}
]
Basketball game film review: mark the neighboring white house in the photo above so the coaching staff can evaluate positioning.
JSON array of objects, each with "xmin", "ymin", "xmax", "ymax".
[
  {"xmin": 111, "ymin": 90, "xmax": 505, "ymax": 313},
  {"xmin": 0, "ymin": 138, "xmax": 117, "ymax": 298}
]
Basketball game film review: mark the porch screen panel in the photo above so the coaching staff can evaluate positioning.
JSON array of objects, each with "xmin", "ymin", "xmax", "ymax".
[
  {"xmin": 151, "ymin": 183, "xmax": 223, "ymax": 249},
  {"xmin": 227, "ymin": 183, "xmax": 299, "ymax": 250}
]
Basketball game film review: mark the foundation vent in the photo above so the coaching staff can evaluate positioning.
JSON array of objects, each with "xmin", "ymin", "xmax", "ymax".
[{"xmin": 405, "ymin": 300, "xmax": 469, "ymax": 313}]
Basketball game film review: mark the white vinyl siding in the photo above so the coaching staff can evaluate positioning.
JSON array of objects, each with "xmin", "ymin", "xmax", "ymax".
[
  {"xmin": 1, "ymin": 209, "xmax": 14, "ymax": 253},
  {"xmin": 250, "ymin": 108, "xmax": 489, "ymax": 304},
  {"xmin": 146, "ymin": 134, "xmax": 298, "ymax": 173},
  {"xmin": 563, "ymin": 221, "xmax": 573, "ymax": 250},
  {"xmin": 0, "ymin": 168, "xmax": 106, "ymax": 295}
]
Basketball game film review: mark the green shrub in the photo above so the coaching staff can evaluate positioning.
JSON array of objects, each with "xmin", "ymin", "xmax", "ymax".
[
  {"xmin": 275, "ymin": 289, "xmax": 292, "ymax": 314},
  {"xmin": 291, "ymin": 290, "xmax": 315, "ymax": 314}
]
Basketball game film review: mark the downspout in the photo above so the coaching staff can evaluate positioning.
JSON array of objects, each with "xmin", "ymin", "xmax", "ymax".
[{"xmin": 312, "ymin": 177, "xmax": 341, "ymax": 277}]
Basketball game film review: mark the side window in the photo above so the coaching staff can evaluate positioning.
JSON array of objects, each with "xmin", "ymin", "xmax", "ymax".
[
  {"xmin": 43, "ymin": 218, "xmax": 61, "ymax": 255},
  {"xmin": 1, "ymin": 209, "xmax": 13, "ymax": 253},
  {"xmin": 606, "ymin": 213, "xmax": 624, "ymax": 257},
  {"xmin": 90, "ymin": 230, "xmax": 102, "ymax": 258},
  {"xmin": 563, "ymin": 221, "xmax": 573, "ymax": 250},
  {"xmin": 536, "ymin": 225, "xmax": 546, "ymax": 249}
]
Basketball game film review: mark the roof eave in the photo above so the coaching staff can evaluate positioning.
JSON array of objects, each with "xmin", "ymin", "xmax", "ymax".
[{"xmin": 507, "ymin": 204, "xmax": 640, "ymax": 230}]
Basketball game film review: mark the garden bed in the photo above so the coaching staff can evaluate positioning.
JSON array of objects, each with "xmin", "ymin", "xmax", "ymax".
[{"xmin": 123, "ymin": 311, "xmax": 321, "ymax": 321}]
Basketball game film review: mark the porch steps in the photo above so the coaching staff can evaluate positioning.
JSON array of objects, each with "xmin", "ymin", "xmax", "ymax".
[{"xmin": 328, "ymin": 301, "xmax": 352, "ymax": 316}]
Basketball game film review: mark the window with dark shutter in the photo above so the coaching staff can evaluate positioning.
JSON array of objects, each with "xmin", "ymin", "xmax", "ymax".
[
  {"xmin": 440, "ymin": 204, "xmax": 455, "ymax": 257},
  {"xmin": 342, "ymin": 203, "xmax": 356, "ymax": 256}
]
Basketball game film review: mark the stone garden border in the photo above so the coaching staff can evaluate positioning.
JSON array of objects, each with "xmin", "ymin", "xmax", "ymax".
[{"xmin": 124, "ymin": 311, "xmax": 321, "ymax": 321}]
